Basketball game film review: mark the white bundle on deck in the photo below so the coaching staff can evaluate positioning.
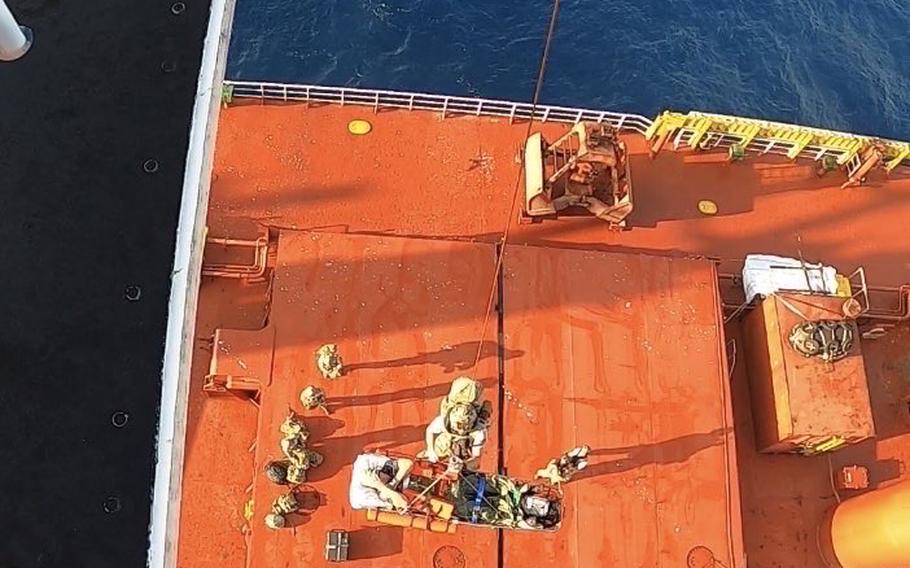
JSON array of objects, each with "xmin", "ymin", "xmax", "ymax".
[{"xmin": 742, "ymin": 254, "xmax": 838, "ymax": 303}]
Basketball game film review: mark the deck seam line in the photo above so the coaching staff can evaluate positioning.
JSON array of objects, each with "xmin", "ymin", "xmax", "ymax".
[
  {"xmin": 567, "ymin": 275, "xmax": 581, "ymax": 567},
  {"xmin": 642, "ymin": 256, "xmax": 661, "ymax": 566},
  {"xmin": 495, "ymin": 241, "xmax": 506, "ymax": 568}
]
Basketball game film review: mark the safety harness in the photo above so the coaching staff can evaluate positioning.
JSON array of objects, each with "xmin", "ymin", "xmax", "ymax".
[{"xmin": 470, "ymin": 477, "xmax": 486, "ymax": 524}]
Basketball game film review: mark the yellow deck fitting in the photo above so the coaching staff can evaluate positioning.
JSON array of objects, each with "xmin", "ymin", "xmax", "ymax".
[
  {"xmin": 348, "ymin": 119, "xmax": 372, "ymax": 135},
  {"xmin": 885, "ymin": 146, "xmax": 910, "ymax": 172},
  {"xmin": 697, "ymin": 200, "xmax": 718, "ymax": 215},
  {"xmin": 728, "ymin": 123, "xmax": 761, "ymax": 148},
  {"xmin": 645, "ymin": 110, "xmax": 910, "ymax": 174},
  {"xmin": 687, "ymin": 117, "xmax": 713, "ymax": 149}
]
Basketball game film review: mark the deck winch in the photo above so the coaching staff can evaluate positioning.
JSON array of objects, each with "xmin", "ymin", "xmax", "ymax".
[{"xmin": 522, "ymin": 122, "xmax": 633, "ymax": 227}]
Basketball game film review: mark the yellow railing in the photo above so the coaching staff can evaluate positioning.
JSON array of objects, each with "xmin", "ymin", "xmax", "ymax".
[{"xmin": 645, "ymin": 110, "xmax": 910, "ymax": 172}]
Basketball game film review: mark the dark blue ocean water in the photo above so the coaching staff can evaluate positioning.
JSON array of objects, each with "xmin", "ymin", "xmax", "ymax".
[{"xmin": 227, "ymin": 0, "xmax": 910, "ymax": 140}]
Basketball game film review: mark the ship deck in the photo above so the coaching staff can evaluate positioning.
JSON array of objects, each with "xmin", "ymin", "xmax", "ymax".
[{"xmin": 178, "ymin": 101, "xmax": 910, "ymax": 567}]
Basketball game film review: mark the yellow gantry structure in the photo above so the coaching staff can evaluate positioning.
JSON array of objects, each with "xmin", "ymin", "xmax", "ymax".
[{"xmin": 645, "ymin": 110, "xmax": 910, "ymax": 173}]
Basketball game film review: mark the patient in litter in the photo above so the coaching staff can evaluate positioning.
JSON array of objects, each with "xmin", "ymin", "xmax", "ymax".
[
  {"xmin": 348, "ymin": 453, "xmax": 415, "ymax": 512},
  {"xmin": 452, "ymin": 471, "xmax": 562, "ymax": 530}
]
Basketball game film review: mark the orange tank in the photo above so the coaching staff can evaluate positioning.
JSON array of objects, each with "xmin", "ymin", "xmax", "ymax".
[{"xmin": 818, "ymin": 480, "xmax": 910, "ymax": 568}]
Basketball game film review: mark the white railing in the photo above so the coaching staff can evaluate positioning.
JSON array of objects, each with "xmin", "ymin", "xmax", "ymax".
[
  {"xmin": 223, "ymin": 80, "xmax": 654, "ymax": 134},
  {"xmin": 223, "ymin": 80, "xmax": 910, "ymax": 170}
]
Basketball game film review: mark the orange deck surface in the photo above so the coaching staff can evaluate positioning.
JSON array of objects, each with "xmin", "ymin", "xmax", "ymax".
[
  {"xmin": 250, "ymin": 230, "xmax": 499, "ymax": 567},
  {"xmin": 209, "ymin": 102, "xmax": 910, "ymax": 285},
  {"xmin": 500, "ymin": 247, "xmax": 742, "ymax": 566},
  {"xmin": 177, "ymin": 101, "xmax": 910, "ymax": 568}
]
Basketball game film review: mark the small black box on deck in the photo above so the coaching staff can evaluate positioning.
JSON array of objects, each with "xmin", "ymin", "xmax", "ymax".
[{"xmin": 324, "ymin": 529, "xmax": 350, "ymax": 562}]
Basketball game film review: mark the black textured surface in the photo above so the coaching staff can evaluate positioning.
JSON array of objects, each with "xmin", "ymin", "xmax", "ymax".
[{"xmin": 0, "ymin": 1, "xmax": 210, "ymax": 566}]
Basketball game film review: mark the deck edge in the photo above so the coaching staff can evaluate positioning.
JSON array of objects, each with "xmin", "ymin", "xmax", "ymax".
[
  {"xmin": 711, "ymin": 260, "xmax": 748, "ymax": 567},
  {"xmin": 146, "ymin": 0, "xmax": 237, "ymax": 566}
]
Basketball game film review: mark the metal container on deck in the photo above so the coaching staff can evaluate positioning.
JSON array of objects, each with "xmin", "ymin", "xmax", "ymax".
[
  {"xmin": 742, "ymin": 293, "xmax": 875, "ymax": 454},
  {"xmin": 324, "ymin": 530, "xmax": 350, "ymax": 562}
]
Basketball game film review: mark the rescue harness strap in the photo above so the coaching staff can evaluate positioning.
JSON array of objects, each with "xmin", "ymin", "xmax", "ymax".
[{"xmin": 471, "ymin": 476, "xmax": 487, "ymax": 523}]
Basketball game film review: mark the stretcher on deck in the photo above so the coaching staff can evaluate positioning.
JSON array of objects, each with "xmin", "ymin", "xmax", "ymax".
[{"xmin": 363, "ymin": 454, "xmax": 563, "ymax": 534}]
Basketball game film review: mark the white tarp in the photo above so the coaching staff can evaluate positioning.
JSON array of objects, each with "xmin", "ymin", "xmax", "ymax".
[{"xmin": 742, "ymin": 254, "xmax": 838, "ymax": 303}]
